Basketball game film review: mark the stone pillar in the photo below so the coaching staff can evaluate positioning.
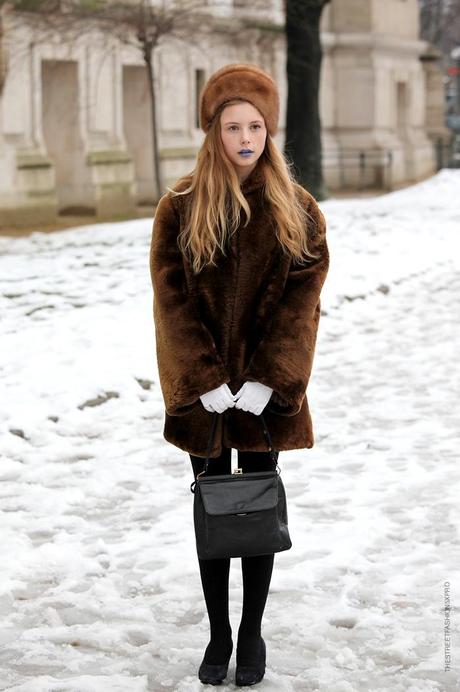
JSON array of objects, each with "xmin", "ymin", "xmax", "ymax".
[
  {"xmin": 420, "ymin": 45, "xmax": 452, "ymax": 168},
  {"xmin": 84, "ymin": 43, "xmax": 136, "ymax": 218},
  {"xmin": 0, "ymin": 24, "xmax": 57, "ymax": 228}
]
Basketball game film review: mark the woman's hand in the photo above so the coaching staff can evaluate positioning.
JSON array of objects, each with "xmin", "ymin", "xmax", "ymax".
[
  {"xmin": 200, "ymin": 384, "xmax": 236, "ymax": 413},
  {"xmin": 234, "ymin": 381, "xmax": 273, "ymax": 415}
]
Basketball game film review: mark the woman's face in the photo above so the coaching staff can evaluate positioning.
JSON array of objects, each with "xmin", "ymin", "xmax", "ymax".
[{"xmin": 220, "ymin": 101, "xmax": 267, "ymax": 181}]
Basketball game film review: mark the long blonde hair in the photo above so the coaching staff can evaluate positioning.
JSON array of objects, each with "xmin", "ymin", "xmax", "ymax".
[{"xmin": 167, "ymin": 98, "xmax": 319, "ymax": 274}]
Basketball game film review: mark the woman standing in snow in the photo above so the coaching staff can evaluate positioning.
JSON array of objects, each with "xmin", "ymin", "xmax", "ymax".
[{"xmin": 149, "ymin": 64, "xmax": 330, "ymax": 686}]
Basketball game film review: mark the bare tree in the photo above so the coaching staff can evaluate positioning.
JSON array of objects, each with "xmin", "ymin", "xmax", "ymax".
[
  {"xmin": 0, "ymin": 0, "xmax": 216, "ymax": 200},
  {"xmin": 284, "ymin": 0, "xmax": 330, "ymax": 200},
  {"xmin": 418, "ymin": 0, "xmax": 460, "ymax": 61}
]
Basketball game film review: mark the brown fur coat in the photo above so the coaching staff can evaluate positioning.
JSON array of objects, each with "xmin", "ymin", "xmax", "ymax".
[{"xmin": 149, "ymin": 164, "xmax": 330, "ymax": 457}]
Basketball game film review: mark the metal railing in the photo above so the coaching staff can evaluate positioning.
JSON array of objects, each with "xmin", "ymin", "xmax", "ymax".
[
  {"xmin": 322, "ymin": 149, "xmax": 393, "ymax": 191},
  {"xmin": 322, "ymin": 138, "xmax": 458, "ymax": 191},
  {"xmin": 436, "ymin": 136, "xmax": 460, "ymax": 169}
]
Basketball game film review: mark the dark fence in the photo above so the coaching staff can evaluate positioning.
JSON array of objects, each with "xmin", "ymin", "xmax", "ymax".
[
  {"xmin": 322, "ymin": 137, "xmax": 458, "ymax": 191},
  {"xmin": 322, "ymin": 149, "xmax": 393, "ymax": 191},
  {"xmin": 436, "ymin": 136, "xmax": 460, "ymax": 170}
]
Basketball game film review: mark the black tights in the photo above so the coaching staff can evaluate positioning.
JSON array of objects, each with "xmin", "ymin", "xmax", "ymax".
[{"xmin": 190, "ymin": 446, "xmax": 278, "ymax": 665}]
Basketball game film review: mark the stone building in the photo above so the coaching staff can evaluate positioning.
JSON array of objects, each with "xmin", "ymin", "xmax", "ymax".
[{"xmin": 0, "ymin": 0, "xmax": 448, "ymax": 227}]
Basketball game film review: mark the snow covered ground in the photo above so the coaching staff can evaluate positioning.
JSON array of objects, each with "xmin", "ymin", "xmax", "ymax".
[{"xmin": 0, "ymin": 169, "xmax": 459, "ymax": 691}]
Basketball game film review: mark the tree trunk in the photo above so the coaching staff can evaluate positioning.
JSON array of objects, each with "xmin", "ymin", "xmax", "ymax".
[
  {"xmin": 144, "ymin": 42, "xmax": 162, "ymax": 202},
  {"xmin": 284, "ymin": 0, "xmax": 330, "ymax": 199}
]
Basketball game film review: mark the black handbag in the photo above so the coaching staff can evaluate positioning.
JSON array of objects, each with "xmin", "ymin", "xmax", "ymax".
[{"xmin": 190, "ymin": 411, "xmax": 292, "ymax": 559}]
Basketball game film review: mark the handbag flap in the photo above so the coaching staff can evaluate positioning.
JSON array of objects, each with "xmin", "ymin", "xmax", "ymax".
[{"xmin": 198, "ymin": 472, "xmax": 279, "ymax": 516}]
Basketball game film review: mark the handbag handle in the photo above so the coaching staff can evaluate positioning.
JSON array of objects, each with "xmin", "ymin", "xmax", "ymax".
[{"xmin": 190, "ymin": 411, "xmax": 279, "ymax": 493}]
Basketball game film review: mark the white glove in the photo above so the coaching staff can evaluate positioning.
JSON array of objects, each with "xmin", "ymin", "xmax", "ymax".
[
  {"xmin": 234, "ymin": 381, "xmax": 273, "ymax": 415},
  {"xmin": 200, "ymin": 383, "xmax": 236, "ymax": 413}
]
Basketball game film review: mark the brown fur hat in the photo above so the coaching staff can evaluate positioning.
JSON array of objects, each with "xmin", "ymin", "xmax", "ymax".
[{"xmin": 199, "ymin": 63, "xmax": 280, "ymax": 137}]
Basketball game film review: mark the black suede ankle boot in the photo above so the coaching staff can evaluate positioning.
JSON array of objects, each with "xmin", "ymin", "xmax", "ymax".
[
  {"xmin": 235, "ymin": 635, "xmax": 266, "ymax": 686},
  {"xmin": 198, "ymin": 635, "xmax": 233, "ymax": 685}
]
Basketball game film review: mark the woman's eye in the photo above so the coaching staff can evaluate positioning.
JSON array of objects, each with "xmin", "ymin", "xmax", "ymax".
[{"xmin": 228, "ymin": 124, "xmax": 261, "ymax": 131}]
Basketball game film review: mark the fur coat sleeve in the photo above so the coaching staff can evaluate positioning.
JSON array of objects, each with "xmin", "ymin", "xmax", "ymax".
[
  {"xmin": 149, "ymin": 193, "xmax": 230, "ymax": 416},
  {"xmin": 242, "ymin": 188, "xmax": 330, "ymax": 417}
]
